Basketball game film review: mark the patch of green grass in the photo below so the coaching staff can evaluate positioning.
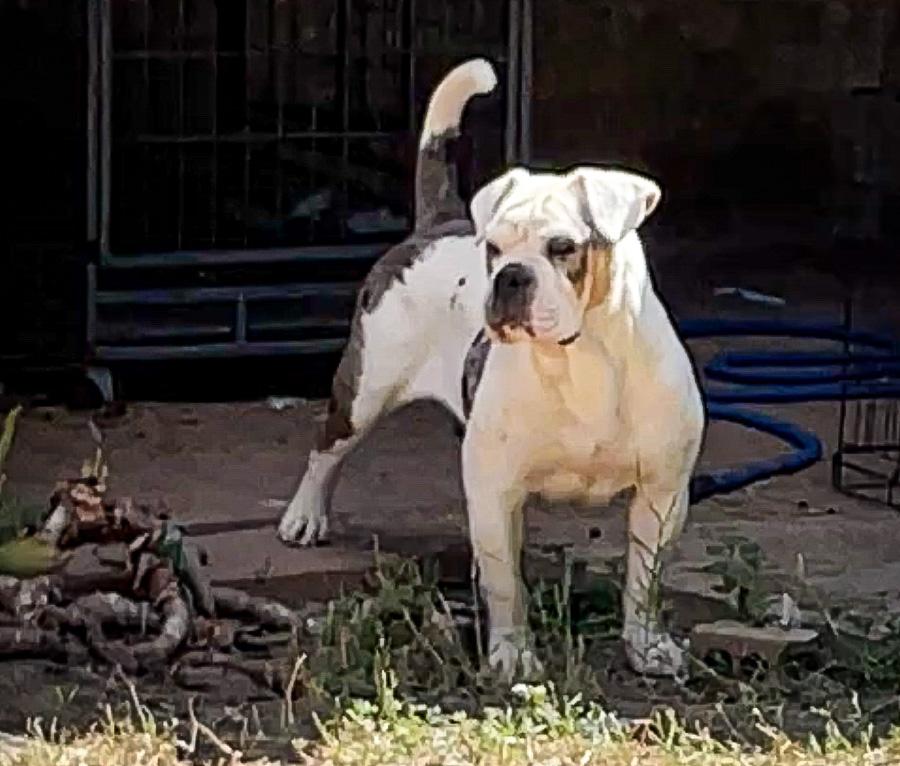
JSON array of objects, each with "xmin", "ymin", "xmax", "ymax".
[
  {"xmin": 297, "ymin": 550, "xmax": 614, "ymax": 711},
  {"xmin": 702, "ymin": 536, "xmax": 769, "ymax": 624},
  {"xmin": 0, "ymin": 405, "xmax": 60, "ymax": 576},
  {"xmin": 8, "ymin": 674, "xmax": 900, "ymax": 766},
  {"xmin": 298, "ymin": 671, "xmax": 900, "ymax": 766}
]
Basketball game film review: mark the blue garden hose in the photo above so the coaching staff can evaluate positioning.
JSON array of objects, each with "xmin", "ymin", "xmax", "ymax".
[{"xmin": 682, "ymin": 318, "xmax": 900, "ymax": 504}]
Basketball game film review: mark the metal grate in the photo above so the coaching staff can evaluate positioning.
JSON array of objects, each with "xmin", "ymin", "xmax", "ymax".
[
  {"xmin": 84, "ymin": 0, "xmax": 531, "ymax": 375},
  {"xmin": 833, "ymin": 396, "xmax": 900, "ymax": 509},
  {"xmin": 90, "ymin": 0, "xmax": 520, "ymax": 263}
]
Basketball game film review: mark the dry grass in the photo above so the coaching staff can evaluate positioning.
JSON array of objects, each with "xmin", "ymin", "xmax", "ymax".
[{"xmin": 4, "ymin": 678, "xmax": 900, "ymax": 766}]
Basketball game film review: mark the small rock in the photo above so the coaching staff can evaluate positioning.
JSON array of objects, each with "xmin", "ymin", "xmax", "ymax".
[
  {"xmin": 93, "ymin": 543, "xmax": 129, "ymax": 569},
  {"xmin": 59, "ymin": 546, "xmax": 132, "ymax": 597},
  {"xmin": 266, "ymin": 396, "xmax": 305, "ymax": 411},
  {"xmin": 798, "ymin": 499, "xmax": 838, "ymax": 516}
]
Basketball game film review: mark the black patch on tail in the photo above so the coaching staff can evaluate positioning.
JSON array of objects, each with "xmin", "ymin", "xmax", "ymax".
[{"xmin": 415, "ymin": 129, "xmax": 467, "ymax": 232}]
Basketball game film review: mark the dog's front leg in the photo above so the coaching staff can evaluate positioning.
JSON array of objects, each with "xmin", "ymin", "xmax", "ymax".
[
  {"xmin": 622, "ymin": 485, "xmax": 689, "ymax": 677},
  {"xmin": 462, "ymin": 440, "xmax": 538, "ymax": 681}
]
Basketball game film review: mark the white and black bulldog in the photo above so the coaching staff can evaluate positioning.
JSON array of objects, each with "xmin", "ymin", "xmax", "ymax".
[{"xmin": 278, "ymin": 58, "xmax": 706, "ymax": 679}]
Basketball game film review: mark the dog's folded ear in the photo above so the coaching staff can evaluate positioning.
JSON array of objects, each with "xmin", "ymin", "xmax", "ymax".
[
  {"xmin": 469, "ymin": 167, "xmax": 531, "ymax": 238},
  {"xmin": 568, "ymin": 167, "xmax": 662, "ymax": 245}
]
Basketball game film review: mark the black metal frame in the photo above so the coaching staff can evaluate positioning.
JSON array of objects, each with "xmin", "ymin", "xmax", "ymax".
[
  {"xmin": 829, "ymin": 85, "xmax": 900, "ymax": 509},
  {"xmin": 832, "ymin": 293, "xmax": 900, "ymax": 509},
  {"xmin": 85, "ymin": 0, "xmax": 532, "ymax": 366}
]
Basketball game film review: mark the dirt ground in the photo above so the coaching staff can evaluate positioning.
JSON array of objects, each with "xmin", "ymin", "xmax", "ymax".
[{"xmin": 2, "ymin": 244, "xmax": 900, "ymax": 750}]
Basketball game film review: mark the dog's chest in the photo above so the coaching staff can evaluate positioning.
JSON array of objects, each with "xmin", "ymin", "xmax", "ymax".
[
  {"xmin": 523, "ymin": 414, "xmax": 633, "ymax": 502},
  {"xmin": 514, "ymin": 348, "xmax": 634, "ymax": 501}
]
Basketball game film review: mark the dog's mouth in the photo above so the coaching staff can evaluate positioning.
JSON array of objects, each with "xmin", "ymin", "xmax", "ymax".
[
  {"xmin": 487, "ymin": 321, "xmax": 532, "ymax": 344},
  {"xmin": 487, "ymin": 308, "xmax": 581, "ymax": 346}
]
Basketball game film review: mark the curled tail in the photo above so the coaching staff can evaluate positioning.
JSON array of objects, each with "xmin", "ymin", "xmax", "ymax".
[{"xmin": 414, "ymin": 58, "xmax": 498, "ymax": 231}]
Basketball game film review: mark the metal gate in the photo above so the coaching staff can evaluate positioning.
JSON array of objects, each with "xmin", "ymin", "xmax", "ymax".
[{"xmin": 85, "ymin": 0, "xmax": 531, "ymax": 372}]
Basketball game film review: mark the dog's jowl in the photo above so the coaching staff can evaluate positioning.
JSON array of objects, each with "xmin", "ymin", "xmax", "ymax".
[{"xmin": 277, "ymin": 57, "xmax": 705, "ymax": 682}]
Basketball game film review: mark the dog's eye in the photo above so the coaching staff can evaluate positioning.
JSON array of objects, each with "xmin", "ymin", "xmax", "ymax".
[
  {"xmin": 546, "ymin": 237, "xmax": 577, "ymax": 258},
  {"xmin": 485, "ymin": 241, "xmax": 501, "ymax": 258}
]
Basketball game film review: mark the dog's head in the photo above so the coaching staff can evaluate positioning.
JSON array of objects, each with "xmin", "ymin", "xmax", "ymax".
[{"xmin": 470, "ymin": 166, "xmax": 661, "ymax": 345}]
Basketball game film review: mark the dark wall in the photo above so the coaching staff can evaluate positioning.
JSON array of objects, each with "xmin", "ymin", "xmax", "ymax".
[
  {"xmin": 0, "ymin": 0, "xmax": 86, "ymax": 364},
  {"xmin": 532, "ymin": 0, "xmax": 900, "ymax": 242},
  {"xmin": 4, "ymin": 0, "xmax": 900, "ymax": 369}
]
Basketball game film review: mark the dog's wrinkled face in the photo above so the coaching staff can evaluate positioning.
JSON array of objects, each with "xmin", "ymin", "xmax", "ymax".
[{"xmin": 470, "ymin": 166, "xmax": 661, "ymax": 345}]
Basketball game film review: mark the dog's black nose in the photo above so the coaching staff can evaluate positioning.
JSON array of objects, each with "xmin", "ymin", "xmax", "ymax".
[{"xmin": 493, "ymin": 263, "xmax": 535, "ymax": 298}]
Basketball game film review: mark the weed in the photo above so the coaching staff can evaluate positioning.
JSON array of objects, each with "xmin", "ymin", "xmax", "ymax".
[{"xmin": 703, "ymin": 536, "xmax": 770, "ymax": 623}]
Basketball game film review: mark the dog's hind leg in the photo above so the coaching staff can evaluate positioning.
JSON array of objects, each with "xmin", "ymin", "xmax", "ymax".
[{"xmin": 278, "ymin": 297, "xmax": 430, "ymax": 546}]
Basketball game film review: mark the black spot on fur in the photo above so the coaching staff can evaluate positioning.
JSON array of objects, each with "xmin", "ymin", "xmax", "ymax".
[{"xmin": 462, "ymin": 329, "xmax": 492, "ymax": 420}]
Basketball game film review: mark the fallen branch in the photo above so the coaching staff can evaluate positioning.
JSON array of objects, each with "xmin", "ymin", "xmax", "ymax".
[
  {"xmin": 74, "ymin": 592, "xmax": 159, "ymax": 632},
  {"xmin": 213, "ymin": 587, "xmax": 303, "ymax": 632},
  {"xmin": 0, "ymin": 448, "xmax": 304, "ymax": 683},
  {"xmin": 130, "ymin": 567, "xmax": 191, "ymax": 672},
  {"xmin": 0, "ymin": 626, "xmax": 86, "ymax": 662},
  {"xmin": 0, "ymin": 575, "xmax": 56, "ymax": 620},
  {"xmin": 34, "ymin": 604, "xmax": 141, "ymax": 673},
  {"xmin": 174, "ymin": 650, "xmax": 283, "ymax": 695},
  {"xmin": 179, "ymin": 541, "xmax": 216, "ymax": 617}
]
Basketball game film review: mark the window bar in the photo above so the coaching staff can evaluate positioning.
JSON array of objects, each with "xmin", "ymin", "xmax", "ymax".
[
  {"xmin": 87, "ymin": 0, "xmax": 99, "ymax": 244},
  {"xmin": 443, "ymin": 0, "xmax": 450, "ymax": 46},
  {"xmin": 142, "ymin": 0, "xmax": 151, "ymax": 248},
  {"xmin": 274, "ymin": 0, "xmax": 285, "ymax": 225},
  {"xmin": 211, "ymin": 0, "xmax": 219, "ymax": 247},
  {"xmin": 407, "ymin": 0, "xmax": 416, "ymax": 137},
  {"xmin": 505, "ymin": 0, "xmax": 520, "ymax": 165},
  {"xmin": 473, "ymin": 0, "xmax": 484, "ymax": 36},
  {"xmin": 177, "ymin": 0, "xmax": 186, "ymax": 250},
  {"xmin": 339, "ymin": 0, "xmax": 351, "ymax": 240},
  {"xmin": 519, "ymin": 0, "xmax": 532, "ymax": 164},
  {"xmin": 99, "ymin": 0, "xmax": 112, "ymax": 258},
  {"xmin": 242, "ymin": 0, "xmax": 251, "ymax": 246},
  {"xmin": 236, "ymin": 293, "xmax": 248, "ymax": 345},
  {"xmin": 309, "ymin": 5, "xmax": 317, "ymax": 249}
]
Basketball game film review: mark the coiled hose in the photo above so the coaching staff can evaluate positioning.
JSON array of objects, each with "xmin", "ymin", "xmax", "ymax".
[{"xmin": 682, "ymin": 318, "xmax": 900, "ymax": 503}]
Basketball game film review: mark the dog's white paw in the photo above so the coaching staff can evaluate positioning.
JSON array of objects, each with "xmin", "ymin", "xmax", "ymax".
[
  {"xmin": 624, "ymin": 625, "xmax": 687, "ymax": 678},
  {"xmin": 488, "ymin": 628, "xmax": 543, "ymax": 682},
  {"xmin": 277, "ymin": 497, "xmax": 328, "ymax": 547}
]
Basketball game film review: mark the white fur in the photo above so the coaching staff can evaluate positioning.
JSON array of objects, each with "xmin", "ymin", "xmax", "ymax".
[
  {"xmin": 277, "ymin": 235, "xmax": 490, "ymax": 545},
  {"xmin": 463, "ymin": 170, "xmax": 704, "ymax": 680},
  {"xmin": 418, "ymin": 59, "xmax": 498, "ymax": 149}
]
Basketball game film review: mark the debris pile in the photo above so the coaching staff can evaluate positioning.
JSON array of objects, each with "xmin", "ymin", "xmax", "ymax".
[{"xmin": 0, "ymin": 446, "xmax": 303, "ymax": 699}]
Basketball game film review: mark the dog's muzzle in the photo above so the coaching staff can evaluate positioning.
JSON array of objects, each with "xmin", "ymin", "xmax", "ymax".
[{"xmin": 486, "ymin": 263, "xmax": 536, "ymax": 334}]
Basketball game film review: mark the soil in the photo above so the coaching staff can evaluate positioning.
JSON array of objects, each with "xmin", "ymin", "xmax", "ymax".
[{"xmin": 1, "ymin": 240, "xmax": 899, "ymax": 753}]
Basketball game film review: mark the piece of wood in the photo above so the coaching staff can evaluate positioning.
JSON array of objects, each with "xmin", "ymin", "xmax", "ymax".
[{"xmin": 691, "ymin": 620, "xmax": 819, "ymax": 670}]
